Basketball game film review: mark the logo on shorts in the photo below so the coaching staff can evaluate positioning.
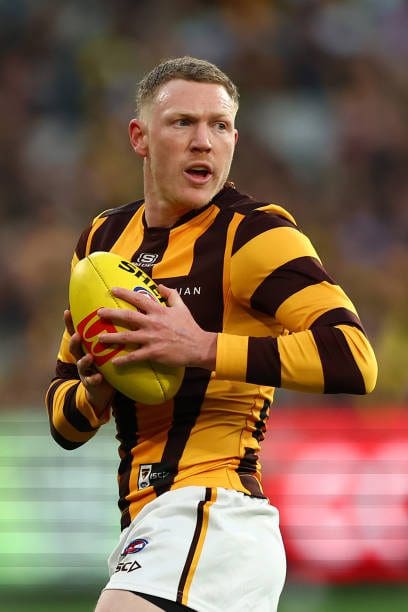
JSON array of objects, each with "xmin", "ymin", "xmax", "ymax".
[
  {"xmin": 114, "ymin": 560, "xmax": 141, "ymax": 573},
  {"xmin": 114, "ymin": 538, "xmax": 148, "ymax": 573},
  {"xmin": 138, "ymin": 463, "xmax": 173, "ymax": 490},
  {"xmin": 121, "ymin": 538, "xmax": 148, "ymax": 557}
]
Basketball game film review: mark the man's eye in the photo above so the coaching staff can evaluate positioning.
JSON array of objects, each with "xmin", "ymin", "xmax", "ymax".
[
  {"xmin": 177, "ymin": 118, "xmax": 190, "ymax": 126},
  {"xmin": 216, "ymin": 122, "xmax": 227, "ymax": 131}
]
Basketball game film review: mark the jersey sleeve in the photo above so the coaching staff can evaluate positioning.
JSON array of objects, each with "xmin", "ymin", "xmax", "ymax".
[
  {"xmin": 215, "ymin": 206, "xmax": 378, "ymax": 394},
  {"xmin": 45, "ymin": 224, "xmax": 111, "ymax": 450}
]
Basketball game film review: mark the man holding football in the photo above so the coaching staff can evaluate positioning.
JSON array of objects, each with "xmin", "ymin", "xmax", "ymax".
[{"xmin": 46, "ymin": 56, "xmax": 377, "ymax": 612}]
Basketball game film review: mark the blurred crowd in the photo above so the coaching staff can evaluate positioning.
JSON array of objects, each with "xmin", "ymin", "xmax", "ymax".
[{"xmin": 1, "ymin": 0, "xmax": 407, "ymax": 406}]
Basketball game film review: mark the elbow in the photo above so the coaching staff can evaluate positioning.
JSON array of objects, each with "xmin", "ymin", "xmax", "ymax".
[
  {"xmin": 50, "ymin": 424, "xmax": 84, "ymax": 451},
  {"xmin": 360, "ymin": 352, "xmax": 378, "ymax": 394},
  {"xmin": 329, "ymin": 356, "xmax": 377, "ymax": 395},
  {"xmin": 357, "ymin": 334, "xmax": 378, "ymax": 394},
  {"xmin": 324, "ymin": 335, "xmax": 378, "ymax": 395},
  {"xmin": 341, "ymin": 326, "xmax": 378, "ymax": 395},
  {"xmin": 54, "ymin": 438, "xmax": 82, "ymax": 451}
]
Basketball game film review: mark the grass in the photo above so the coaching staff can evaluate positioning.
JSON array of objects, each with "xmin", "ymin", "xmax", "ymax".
[
  {"xmin": 0, "ymin": 582, "xmax": 407, "ymax": 611},
  {"xmin": 280, "ymin": 582, "xmax": 408, "ymax": 612}
]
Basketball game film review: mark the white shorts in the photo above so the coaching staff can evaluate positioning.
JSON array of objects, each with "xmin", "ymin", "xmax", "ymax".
[{"xmin": 104, "ymin": 486, "xmax": 286, "ymax": 612}]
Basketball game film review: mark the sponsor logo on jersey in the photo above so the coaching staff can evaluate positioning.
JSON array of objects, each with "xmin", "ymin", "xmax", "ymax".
[
  {"xmin": 117, "ymin": 260, "xmax": 165, "ymax": 303},
  {"xmin": 138, "ymin": 463, "xmax": 173, "ymax": 490},
  {"xmin": 136, "ymin": 252, "xmax": 159, "ymax": 267},
  {"xmin": 121, "ymin": 538, "xmax": 148, "ymax": 557},
  {"xmin": 176, "ymin": 286, "xmax": 202, "ymax": 296},
  {"xmin": 77, "ymin": 310, "xmax": 122, "ymax": 366}
]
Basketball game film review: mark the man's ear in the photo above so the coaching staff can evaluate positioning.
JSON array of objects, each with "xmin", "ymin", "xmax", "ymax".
[{"xmin": 129, "ymin": 118, "xmax": 148, "ymax": 157}]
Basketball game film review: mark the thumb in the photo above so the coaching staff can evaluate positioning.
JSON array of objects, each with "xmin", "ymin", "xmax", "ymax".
[
  {"xmin": 64, "ymin": 309, "xmax": 76, "ymax": 336},
  {"xmin": 157, "ymin": 284, "xmax": 182, "ymax": 307}
]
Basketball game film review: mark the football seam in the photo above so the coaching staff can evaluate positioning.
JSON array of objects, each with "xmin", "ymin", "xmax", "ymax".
[{"xmin": 88, "ymin": 255, "xmax": 166, "ymax": 401}]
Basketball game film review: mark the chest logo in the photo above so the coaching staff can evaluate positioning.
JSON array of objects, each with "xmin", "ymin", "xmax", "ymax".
[{"xmin": 136, "ymin": 252, "xmax": 158, "ymax": 267}]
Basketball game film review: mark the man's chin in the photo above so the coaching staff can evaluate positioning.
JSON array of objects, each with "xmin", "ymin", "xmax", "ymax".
[{"xmin": 183, "ymin": 183, "xmax": 220, "ymax": 209}]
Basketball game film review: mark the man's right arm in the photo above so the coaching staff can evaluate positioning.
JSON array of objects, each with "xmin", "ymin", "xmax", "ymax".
[
  {"xmin": 45, "ymin": 323, "xmax": 112, "ymax": 450},
  {"xmin": 45, "ymin": 220, "xmax": 114, "ymax": 450}
]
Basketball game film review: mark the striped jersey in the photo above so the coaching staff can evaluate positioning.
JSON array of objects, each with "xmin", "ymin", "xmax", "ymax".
[{"xmin": 46, "ymin": 184, "xmax": 377, "ymax": 529}]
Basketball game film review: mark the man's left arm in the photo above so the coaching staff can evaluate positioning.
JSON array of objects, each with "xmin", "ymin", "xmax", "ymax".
[{"xmin": 216, "ymin": 214, "xmax": 377, "ymax": 394}]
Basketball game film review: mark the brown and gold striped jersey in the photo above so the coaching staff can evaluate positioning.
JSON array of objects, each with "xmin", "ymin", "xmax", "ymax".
[{"xmin": 46, "ymin": 185, "xmax": 377, "ymax": 529}]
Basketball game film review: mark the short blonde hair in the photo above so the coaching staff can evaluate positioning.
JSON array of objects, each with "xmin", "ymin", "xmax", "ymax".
[{"xmin": 135, "ymin": 56, "xmax": 239, "ymax": 116}]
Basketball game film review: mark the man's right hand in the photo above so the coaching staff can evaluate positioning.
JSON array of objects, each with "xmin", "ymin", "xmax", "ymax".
[{"xmin": 64, "ymin": 310, "xmax": 115, "ymax": 416}]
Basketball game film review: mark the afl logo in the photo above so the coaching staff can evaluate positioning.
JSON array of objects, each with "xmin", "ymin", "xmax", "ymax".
[
  {"xmin": 77, "ymin": 310, "xmax": 122, "ymax": 366},
  {"xmin": 133, "ymin": 286, "xmax": 157, "ymax": 302},
  {"xmin": 121, "ymin": 538, "xmax": 149, "ymax": 557}
]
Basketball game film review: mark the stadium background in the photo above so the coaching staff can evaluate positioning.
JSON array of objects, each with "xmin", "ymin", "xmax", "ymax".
[{"xmin": 0, "ymin": 1, "xmax": 406, "ymax": 610}]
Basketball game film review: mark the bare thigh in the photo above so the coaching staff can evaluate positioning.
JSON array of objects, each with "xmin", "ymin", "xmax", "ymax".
[{"xmin": 95, "ymin": 589, "xmax": 162, "ymax": 611}]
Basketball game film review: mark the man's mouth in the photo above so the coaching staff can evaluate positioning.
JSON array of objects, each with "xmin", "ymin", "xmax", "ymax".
[{"xmin": 184, "ymin": 164, "xmax": 213, "ymax": 184}]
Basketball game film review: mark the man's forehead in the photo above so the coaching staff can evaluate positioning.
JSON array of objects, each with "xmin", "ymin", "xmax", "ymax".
[{"xmin": 153, "ymin": 79, "xmax": 236, "ymax": 113}]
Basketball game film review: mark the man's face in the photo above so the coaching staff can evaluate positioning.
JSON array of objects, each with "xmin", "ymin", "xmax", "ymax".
[{"xmin": 136, "ymin": 79, "xmax": 238, "ymax": 213}]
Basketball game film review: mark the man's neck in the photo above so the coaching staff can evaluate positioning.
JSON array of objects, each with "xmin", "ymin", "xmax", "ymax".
[{"xmin": 143, "ymin": 199, "xmax": 194, "ymax": 229}]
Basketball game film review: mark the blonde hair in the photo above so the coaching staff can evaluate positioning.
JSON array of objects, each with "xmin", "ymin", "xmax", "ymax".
[{"xmin": 135, "ymin": 56, "xmax": 239, "ymax": 116}]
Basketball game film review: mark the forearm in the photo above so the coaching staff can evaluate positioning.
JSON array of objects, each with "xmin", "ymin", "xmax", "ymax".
[
  {"xmin": 45, "ymin": 360, "xmax": 110, "ymax": 450},
  {"xmin": 189, "ymin": 330, "xmax": 218, "ymax": 370},
  {"xmin": 215, "ymin": 324, "xmax": 377, "ymax": 395}
]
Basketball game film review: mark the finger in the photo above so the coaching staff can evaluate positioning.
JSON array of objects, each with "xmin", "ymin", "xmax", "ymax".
[
  {"xmin": 65, "ymin": 309, "xmax": 85, "ymax": 361},
  {"xmin": 64, "ymin": 309, "xmax": 76, "ymax": 336},
  {"xmin": 97, "ymin": 306, "xmax": 146, "ymax": 328},
  {"xmin": 111, "ymin": 286, "xmax": 163, "ymax": 312},
  {"xmin": 157, "ymin": 284, "xmax": 182, "ymax": 307},
  {"xmin": 112, "ymin": 347, "xmax": 151, "ymax": 366},
  {"xmin": 77, "ymin": 353, "xmax": 97, "ymax": 377},
  {"xmin": 69, "ymin": 331, "xmax": 85, "ymax": 361},
  {"xmin": 82, "ymin": 371, "xmax": 104, "ymax": 387},
  {"xmin": 98, "ymin": 330, "xmax": 142, "ymax": 345}
]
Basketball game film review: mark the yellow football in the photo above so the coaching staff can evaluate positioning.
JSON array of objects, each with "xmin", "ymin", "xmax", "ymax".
[{"xmin": 69, "ymin": 251, "xmax": 185, "ymax": 404}]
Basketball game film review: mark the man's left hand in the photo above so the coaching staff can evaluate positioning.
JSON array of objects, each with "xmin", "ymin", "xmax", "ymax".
[{"xmin": 97, "ymin": 284, "xmax": 217, "ymax": 371}]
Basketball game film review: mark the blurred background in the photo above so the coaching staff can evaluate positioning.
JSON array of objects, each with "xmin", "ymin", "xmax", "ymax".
[{"xmin": 0, "ymin": 0, "xmax": 407, "ymax": 610}]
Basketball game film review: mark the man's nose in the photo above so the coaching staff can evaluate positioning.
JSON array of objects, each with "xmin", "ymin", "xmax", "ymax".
[{"xmin": 190, "ymin": 124, "xmax": 212, "ymax": 152}]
